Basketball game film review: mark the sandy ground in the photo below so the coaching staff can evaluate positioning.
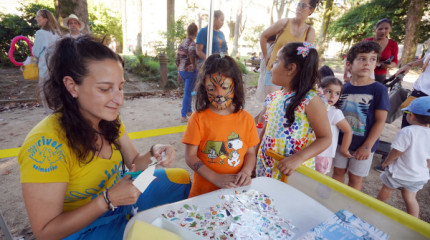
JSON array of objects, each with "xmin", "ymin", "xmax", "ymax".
[{"xmin": 0, "ymin": 68, "xmax": 429, "ymax": 239}]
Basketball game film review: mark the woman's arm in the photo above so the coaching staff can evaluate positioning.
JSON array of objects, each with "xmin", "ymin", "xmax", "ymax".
[
  {"xmin": 119, "ymin": 133, "xmax": 175, "ymax": 171},
  {"xmin": 396, "ymin": 58, "xmax": 424, "ymax": 76},
  {"xmin": 22, "ymin": 174, "xmax": 140, "ymax": 239},
  {"xmin": 304, "ymin": 26, "xmax": 315, "ymax": 44},
  {"xmin": 32, "ymin": 31, "xmax": 43, "ymax": 59},
  {"xmin": 260, "ymin": 18, "xmax": 288, "ymax": 63},
  {"xmin": 277, "ymin": 96, "xmax": 332, "ymax": 176},
  {"xmin": 336, "ymin": 119, "xmax": 353, "ymax": 158},
  {"xmin": 185, "ymin": 144, "xmax": 237, "ymax": 188}
]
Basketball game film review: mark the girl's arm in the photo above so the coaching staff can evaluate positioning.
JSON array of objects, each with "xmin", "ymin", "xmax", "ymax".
[
  {"xmin": 185, "ymin": 144, "xmax": 237, "ymax": 188},
  {"xmin": 277, "ymin": 96, "xmax": 332, "ymax": 176},
  {"xmin": 196, "ymin": 44, "xmax": 206, "ymax": 61},
  {"xmin": 260, "ymin": 18, "xmax": 288, "ymax": 63},
  {"xmin": 336, "ymin": 119, "xmax": 353, "ymax": 158},
  {"xmin": 236, "ymin": 145, "xmax": 257, "ymax": 186},
  {"xmin": 381, "ymin": 148, "xmax": 403, "ymax": 169},
  {"xmin": 22, "ymin": 173, "xmax": 140, "ymax": 238},
  {"xmin": 354, "ymin": 109, "xmax": 387, "ymax": 160}
]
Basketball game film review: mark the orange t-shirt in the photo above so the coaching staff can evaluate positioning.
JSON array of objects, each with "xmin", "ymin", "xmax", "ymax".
[{"xmin": 182, "ymin": 108, "xmax": 260, "ymax": 197}]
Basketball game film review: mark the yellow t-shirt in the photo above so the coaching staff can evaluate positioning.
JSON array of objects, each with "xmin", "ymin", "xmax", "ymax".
[{"xmin": 18, "ymin": 113, "xmax": 125, "ymax": 212}]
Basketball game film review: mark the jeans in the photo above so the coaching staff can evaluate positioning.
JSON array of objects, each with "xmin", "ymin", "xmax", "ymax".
[{"xmin": 179, "ymin": 70, "xmax": 197, "ymax": 117}]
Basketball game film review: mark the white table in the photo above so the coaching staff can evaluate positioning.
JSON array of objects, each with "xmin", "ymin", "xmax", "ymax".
[{"xmin": 123, "ymin": 177, "xmax": 334, "ymax": 239}]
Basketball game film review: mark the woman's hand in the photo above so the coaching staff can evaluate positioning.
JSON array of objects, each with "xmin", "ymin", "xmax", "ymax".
[
  {"xmin": 107, "ymin": 174, "xmax": 141, "ymax": 207},
  {"xmin": 212, "ymin": 173, "xmax": 238, "ymax": 189},
  {"xmin": 152, "ymin": 144, "xmax": 175, "ymax": 167}
]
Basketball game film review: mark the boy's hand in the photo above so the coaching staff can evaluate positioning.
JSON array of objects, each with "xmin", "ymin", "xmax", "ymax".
[
  {"xmin": 339, "ymin": 147, "xmax": 353, "ymax": 158},
  {"xmin": 235, "ymin": 171, "xmax": 252, "ymax": 187},
  {"xmin": 212, "ymin": 173, "xmax": 238, "ymax": 189},
  {"xmin": 381, "ymin": 161, "xmax": 389, "ymax": 169},
  {"xmin": 353, "ymin": 145, "xmax": 371, "ymax": 160}
]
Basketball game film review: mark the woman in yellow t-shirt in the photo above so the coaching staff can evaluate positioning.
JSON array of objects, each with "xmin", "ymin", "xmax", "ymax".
[
  {"xmin": 18, "ymin": 36, "xmax": 191, "ymax": 239},
  {"xmin": 259, "ymin": 0, "xmax": 318, "ymax": 95}
]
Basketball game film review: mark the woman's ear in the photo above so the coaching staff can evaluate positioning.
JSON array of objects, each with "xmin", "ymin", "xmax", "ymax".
[{"xmin": 63, "ymin": 76, "xmax": 78, "ymax": 98}]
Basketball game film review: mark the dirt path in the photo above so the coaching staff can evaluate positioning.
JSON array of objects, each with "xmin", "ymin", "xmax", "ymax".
[{"xmin": 0, "ymin": 68, "xmax": 428, "ymax": 239}]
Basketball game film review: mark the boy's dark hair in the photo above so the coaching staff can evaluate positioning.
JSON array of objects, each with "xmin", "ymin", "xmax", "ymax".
[
  {"xmin": 320, "ymin": 76, "xmax": 343, "ymax": 90},
  {"xmin": 279, "ymin": 42, "xmax": 320, "ymax": 127},
  {"xmin": 195, "ymin": 54, "xmax": 244, "ymax": 113},
  {"xmin": 318, "ymin": 65, "xmax": 334, "ymax": 78},
  {"xmin": 346, "ymin": 41, "xmax": 381, "ymax": 63},
  {"xmin": 413, "ymin": 113, "xmax": 430, "ymax": 125},
  {"xmin": 187, "ymin": 23, "xmax": 198, "ymax": 36},
  {"xmin": 44, "ymin": 35, "xmax": 123, "ymax": 164}
]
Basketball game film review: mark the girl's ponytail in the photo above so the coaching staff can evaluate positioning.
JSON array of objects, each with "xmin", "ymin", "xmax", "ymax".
[{"xmin": 280, "ymin": 42, "xmax": 319, "ymax": 127}]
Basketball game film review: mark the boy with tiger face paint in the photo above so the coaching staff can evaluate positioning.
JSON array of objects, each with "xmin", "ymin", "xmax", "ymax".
[
  {"xmin": 182, "ymin": 54, "xmax": 260, "ymax": 197},
  {"xmin": 205, "ymin": 73, "xmax": 234, "ymax": 110}
]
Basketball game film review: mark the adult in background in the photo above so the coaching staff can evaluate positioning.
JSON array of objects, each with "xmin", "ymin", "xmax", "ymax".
[
  {"xmin": 33, "ymin": 9, "xmax": 61, "ymax": 114},
  {"xmin": 18, "ymin": 36, "xmax": 191, "ymax": 239},
  {"xmin": 396, "ymin": 43, "xmax": 430, "ymax": 128},
  {"xmin": 260, "ymin": 0, "xmax": 317, "ymax": 94},
  {"xmin": 176, "ymin": 23, "xmax": 198, "ymax": 122},
  {"xmin": 195, "ymin": 10, "xmax": 228, "ymax": 66},
  {"xmin": 63, "ymin": 14, "xmax": 85, "ymax": 38},
  {"xmin": 364, "ymin": 18, "xmax": 398, "ymax": 83}
]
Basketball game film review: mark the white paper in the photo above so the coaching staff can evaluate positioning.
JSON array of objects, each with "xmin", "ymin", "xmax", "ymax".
[{"xmin": 132, "ymin": 164, "xmax": 156, "ymax": 193}]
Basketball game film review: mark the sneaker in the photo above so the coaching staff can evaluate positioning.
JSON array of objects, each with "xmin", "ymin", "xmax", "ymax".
[{"xmin": 374, "ymin": 166, "xmax": 384, "ymax": 173}]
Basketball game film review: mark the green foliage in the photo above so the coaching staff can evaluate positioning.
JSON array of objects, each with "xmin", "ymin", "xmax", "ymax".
[
  {"xmin": 161, "ymin": 16, "xmax": 188, "ymax": 58},
  {"xmin": 235, "ymin": 58, "xmax": 248, "ymax": 74},
  {"xmin": 329, "ymin": 0, "xmax": 430, "ymax": 46},
  {"xmin": 0, "ymin": 2, "xmax": 54, "ymax": 66},
  {"xmin": 123, "ymin": 54, "xmax": 179, "ymax": 88},
  {"xmin": 243, "ymin": 24, "xmax": 265, "ymax": 47},
  {"xmin": 88, "ymin": 3, "xmax": 122, "ymax": 50}
]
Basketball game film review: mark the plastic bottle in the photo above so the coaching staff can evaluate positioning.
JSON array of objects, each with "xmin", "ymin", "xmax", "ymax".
[{"xmin": 256, "ymin": 122, "xmax": 264, "ymax": 136}]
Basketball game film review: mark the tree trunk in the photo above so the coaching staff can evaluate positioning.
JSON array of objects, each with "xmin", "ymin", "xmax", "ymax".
[
  {"xmin": 55, "ymin": 0, "xmax": 90, "ymax": 34},
  {"xmin": 316, "ymin": 0, "xmax": 333, "ymax": 56},
  {"xmin": 276, "ymin": 0, "xmax": 288, "ymax": 21},
  {"xmin": 270, "ymin": 0, "xmax": 275, "ymax": 25},
  {"xmin": 167, "ymin": 0, "xmax": 175, "ymax": 54},
  {"xmin": 400, "ymin": 0, "xmax": 425, "ymax": 66},
  {"xmin": 284, "ymin": 0, "xmax": 292, "ymax": 18},
  {"xmin": 121, "ymin": 0, "xmax": 127, "ymax": 53},
  {"xmin": 135, "ymin": 0, "xmax": 142, "ymax": 54},
  {"xmin": 230, "ymin": 0, "xmax": 243, "ymax": 57}
]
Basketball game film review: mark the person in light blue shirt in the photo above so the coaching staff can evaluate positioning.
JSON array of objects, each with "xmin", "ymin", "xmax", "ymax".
[
  {"xmin": 33, "ymin": 9, "xmax": 61, "ymax": 114},
  {"xmin": 195, "ymin": 10, "xmax": 228, "ymax": 64}
]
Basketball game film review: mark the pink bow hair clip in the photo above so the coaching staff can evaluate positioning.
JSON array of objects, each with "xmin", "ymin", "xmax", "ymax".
[{"xmin": 297, "ymin": 42, "xmax": 315, "ymax": 58}]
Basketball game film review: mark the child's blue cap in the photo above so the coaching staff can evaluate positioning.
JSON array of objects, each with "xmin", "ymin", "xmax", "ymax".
[{"xmin": 401, "ymin": 96, "xmax": 430, "ymax": 116}]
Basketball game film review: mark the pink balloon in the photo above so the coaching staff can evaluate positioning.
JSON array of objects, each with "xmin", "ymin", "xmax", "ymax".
[{"xmin": 9, "ymin": 36, "xmax": 33, "ymax": 66}]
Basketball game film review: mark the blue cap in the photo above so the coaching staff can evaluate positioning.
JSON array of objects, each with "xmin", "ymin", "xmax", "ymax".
[{"xmin": 401, "ymin": 96, "xmax": 430, "ymax": 116}]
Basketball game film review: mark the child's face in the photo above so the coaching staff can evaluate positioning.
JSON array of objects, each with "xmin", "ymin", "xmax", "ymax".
[
  {"xmin": 271, "ymin": 50, "xmax": 292, "ymax": 88},
  {"xmin": 348, "ymin": 52, "xmax": 378, "ymax": 78},
  {"xmin": 322, "ymin": 84, "xmax": 341, "ymax": 106},
  {"xmin": 205, "ymin": 73, "xmax": 234, "ymax": 110}
]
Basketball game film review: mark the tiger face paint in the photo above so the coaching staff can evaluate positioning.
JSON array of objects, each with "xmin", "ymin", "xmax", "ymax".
[{"xmin": 205, "ymin": 73, "xmax": 234, "ymax": 110}]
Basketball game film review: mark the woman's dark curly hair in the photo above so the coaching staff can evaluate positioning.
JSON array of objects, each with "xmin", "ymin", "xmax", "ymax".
[
  {"xmin": 194, "ymin": 54, "xmax": 245, "ymax": 113},
  {"xmin": 44, "ymin": 35, "xmax": 124, "ymax": 164},
  {"xmin": 279, "ymin": 42, "xmax": 320, "ymax": 127}
]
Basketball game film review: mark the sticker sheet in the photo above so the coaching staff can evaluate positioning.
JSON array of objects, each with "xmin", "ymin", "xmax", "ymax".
[
  {"xmin": 297, "ymin": 209, "xmax": 389, "ymax": 240},
  {"xmin": 161, "ymin": 189, "xmax": 296, "ymax": 240}
]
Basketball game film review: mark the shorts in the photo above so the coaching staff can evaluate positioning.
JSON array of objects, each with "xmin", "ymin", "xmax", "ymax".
[
  {"xmin": 380, "ymin": 168, "xmax": 427, "ymax": 192},
  {"xmin": 264, "ymin": 71, "xmax": 277, "ymax": 86},
  {"xmin": 315, "ymin": 156, "xmax": 333, "ymax": 174},
  {"xmin": 332, "ymin": 146, "xmax": 375, "ymax": 177}
]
